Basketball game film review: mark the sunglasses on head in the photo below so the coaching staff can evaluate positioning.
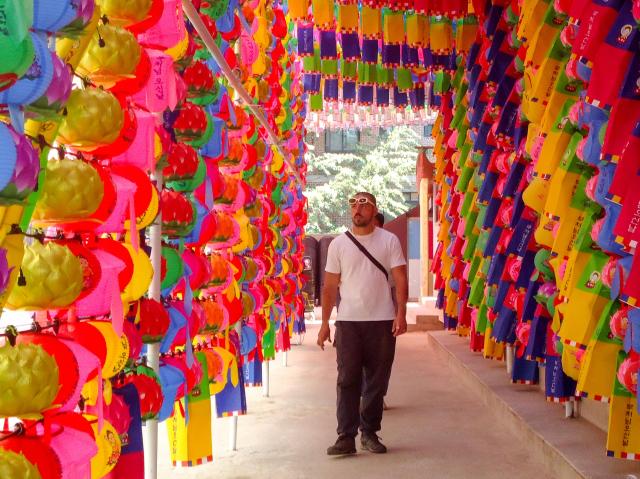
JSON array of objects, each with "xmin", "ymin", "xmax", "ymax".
[{"xmin": 348, "ymin": 197, "xmax": 375, "ymax": 207}]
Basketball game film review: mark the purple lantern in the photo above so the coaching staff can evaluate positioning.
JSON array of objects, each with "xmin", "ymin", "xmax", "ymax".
[
  {"xmin": 320, "ymin": 30, "xmax": 338, "ymax": 59},
  {"xmin": 303, "ymin": 73, "xmax": 321, "ymax": 93},
  {"xmin": 376, "ymin": 87, "xmax": 390, "ymax": 106},
  {"xmin": 393, "ymin": 87, "xmax": 408, "ymax": 107},
  {"xmin": 409, "ymin": 84, "xmax": 426, "ymax": 109},
  {"xmin": 422, "ymin": 47, "xmax": 433, "ymax": 68},
  {"xmin": 358, "ymin": 85, "xmax": 374, "ymax": 105},
  {"xmin": 402, "ymin": 45, "xmax": 419, "ymax": 67},
  {"xmin": 343, "ymin": 81, "xmax": 356, "ymax": 103},
  {"xmin": 60, "ymin": 0, "xmax": 97, "ymax": 33},
  {"xmin": 382, "ymin": 44, "xmax": 401, "ymax": 67},
  {"xmin": 0, "ymin": 125, "xmax": 40, "ymax": 204},
  {"xmin": 324, "ymin": 78, "xmax": 338, "ymax": 101},
  {"xmin": 341, "ymin": 32, "xmax": 361, "ymax": 60},
  {"xmin": 362, "ymin": 39, "xmax": 379, "ymax": 64},
  {"xmin": 28, "ymin": 52, "xmax": 73, "ymax": 116},
  {"xmin": 297, "ymin": 23, "xmax": 315, "ymax": 56}
]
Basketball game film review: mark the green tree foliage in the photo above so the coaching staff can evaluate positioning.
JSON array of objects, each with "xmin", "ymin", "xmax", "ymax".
[{"xmin": 305, "ymin": 127, "xmax": 421, "ymax": 234}]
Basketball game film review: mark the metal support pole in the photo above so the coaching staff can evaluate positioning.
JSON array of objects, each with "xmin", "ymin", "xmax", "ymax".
[
  {"xmin": 229, "ymin": 415, "xmax": 238, "ymax": 451},
  {"xmin": 143, "ymin": 344, "xmax": 159, "ymax": 479},
  {"xmin": 262, "ymin": 361, "xmax": 270, "ymax": 397},
  {"xmin": 144, "ymin": 169, "xmax": 163, "ymax": 479},
  {"xmin": 505, "ymin": 344, "xmax": 514, "ymax": 376},
  {"xmin": 282, "ymin": 350, "xmax": 288, "ymax": 367},
  {"xmin": 564, "ymin": 401, "xmax": 574, "ymax": 418},
  {"xmin": 565, "ymin": 399, "xmax": 580, "ymax": 419},
  {"xmin": 229, "ymin": 321, "xmax": 242, "ymax": 451}
]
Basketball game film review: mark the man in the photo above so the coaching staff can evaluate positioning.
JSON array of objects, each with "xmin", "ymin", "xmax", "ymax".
[{"xmin": 317, "ymin": 192, "xmax": 408, "ymax": 456}]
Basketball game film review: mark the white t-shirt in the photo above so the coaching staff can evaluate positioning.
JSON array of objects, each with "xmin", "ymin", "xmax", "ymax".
[{"xmin": 325, "ymin": 227, "xmax": 406, "ymax": 321}]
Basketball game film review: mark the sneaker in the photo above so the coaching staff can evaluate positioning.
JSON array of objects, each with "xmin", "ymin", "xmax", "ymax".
[
  {"xmin": 327, "ymin": 436, "xmax": 356, "ymax": 455},
  {"xmin": 360, "ymin": 433, "xmax": 387, "ymax": 454}
]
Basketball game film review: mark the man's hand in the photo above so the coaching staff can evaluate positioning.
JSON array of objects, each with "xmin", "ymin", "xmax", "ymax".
[
  {"xmin": 317, "ymin": 323, "xmax": 332, "ymax": 350},
  {"xmin": 392, "ymin": 315, "xmax": 407, "ymax": 337}
]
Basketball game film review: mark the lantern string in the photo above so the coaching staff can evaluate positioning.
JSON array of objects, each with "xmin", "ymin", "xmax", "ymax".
[
  {"xmin": 0, "ymin": 421, "xmax": 33, "ymax": 442},
  {"xmin": 0, "ymin": 320, "xmax": 59, "ymax": 339}
]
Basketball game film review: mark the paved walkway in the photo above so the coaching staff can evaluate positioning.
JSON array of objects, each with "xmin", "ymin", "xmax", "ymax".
[{"xmin": 158, "ymin": 323, "xmax": 549, "ymax": 479}]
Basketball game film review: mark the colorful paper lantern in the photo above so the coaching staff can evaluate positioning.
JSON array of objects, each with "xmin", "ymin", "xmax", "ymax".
[
  {"xmin": 122, "ymin": 365, "xmax": 163, "ymax": 420},
  {"xmin": 0, "ymin": 449, "xmax": 42, "ymax": 479},
  {"xmin": 77, "ymin": 25, "xmax": 142, "ymax": 87},
  {"xmin": 0, "ymin": 343, "xmax": 59, "ymax": 418},
  {"xmin": 0, "ymin": 125, "xmax": 40, "ymax": 205},
  {"xmin": 32, "ymin": 159, "xmax": 104, "ymax": 223},
  {"xmin": 56, "ymin": 87, "xmax": 124, "ymax": 150},
  {"xmin": 96, "ymin": 0, "xmax": 154, "ymax": 27},
  {"xmin": 163, "ymin": 143, "xmax": 200, "ymax": 181},
  {"xmin": 160, "ymin": 190, "xmax": 196, "ymax": 237},
  {"xmin": 6, "ymin": 241, "xmax": 83, "ymax": 310},
  {"xmin": 0, "ymin": 434, "xmax": 61, "ymax": 479},
  {"xmin": 138, "ymin": 298, "xmax": 170, "ymax": 343}
]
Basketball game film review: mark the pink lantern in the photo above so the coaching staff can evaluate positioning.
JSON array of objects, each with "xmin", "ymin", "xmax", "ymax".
[{"xmin": 0, "ymin": 124, "xmax": 40, "ymax": 204}]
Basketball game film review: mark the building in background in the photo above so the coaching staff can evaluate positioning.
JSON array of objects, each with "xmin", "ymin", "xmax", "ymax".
[
  {"xmin": 305, "ymin": 126, "xmax": 433, "ymax": 230},
  {"xmin": 304, "ymin": 125, "xmax": 436, "ymax": 302}
]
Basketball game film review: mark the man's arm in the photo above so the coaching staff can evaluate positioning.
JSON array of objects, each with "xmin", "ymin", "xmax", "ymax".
[
  {"xmin": 317, "ymin": 271, "xmax": 340, "ymax": 349},
  {"xmin": 391, "ymin": 265, "xmax": 408, "ymax": 336}
]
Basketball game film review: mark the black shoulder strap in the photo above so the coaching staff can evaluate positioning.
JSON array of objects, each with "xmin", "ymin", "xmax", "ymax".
[{"xmin": 345, "ymin": 230, "xmax": 388, "ymax": 281}]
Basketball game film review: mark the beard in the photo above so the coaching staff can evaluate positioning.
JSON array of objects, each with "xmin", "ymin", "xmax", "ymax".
[{"xmin": 352, "ymin": 215, "xmax": 372, "ymax": 227}]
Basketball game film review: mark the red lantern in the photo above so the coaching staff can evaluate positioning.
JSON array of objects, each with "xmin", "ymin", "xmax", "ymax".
[
  {"xmin": 138, "ymin": 298, "xmax": 170, "ymax": 343},
  {"xmin": 173, "ymin": 102, "xmax": 208, "ymax": 143},
  {"xmin": 160, "ymin": 190, "xmax": 196, "ymax": 236},
  {"xmin": 122, "ymin": 366, "xmax": 162, "ymax": 421},
  {"xmin": 182, "ymin": 60, "xmax": 215, "ymax": 99},
  {"xmin": 163, "ymin": 142, "xmax": 199, "ymax": 181}
]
